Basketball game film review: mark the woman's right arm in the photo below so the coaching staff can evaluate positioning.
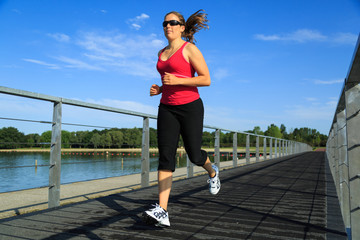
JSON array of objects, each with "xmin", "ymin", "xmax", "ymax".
[
  {"xmin": 150, "ymin": 84, "xmax": 162, "ymax": 96},
  {"xmin": 150, "ymin": 49, "xmax": 164, "ymax": 96}
]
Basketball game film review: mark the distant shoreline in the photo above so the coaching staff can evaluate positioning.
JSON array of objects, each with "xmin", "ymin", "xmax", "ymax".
[
  {"xmin": 0, "ymin": 148, "xmax": 158, "ymax": 153},
  {"xmin": 0, "ymin": 147, "xmax": 243, "ymax": 153}
]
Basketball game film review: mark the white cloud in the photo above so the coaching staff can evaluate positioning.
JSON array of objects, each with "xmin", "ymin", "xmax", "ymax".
[
  {"xmin": 255, "ymin": 29, "xmax": 357, "ymax": 45},
  {"xmin": 314, "ymin": 79, "xmax": 344, "ymax": 85},
  {"xmin": 131, "ymin": 23, "xmax": 141, "ymax": 30},
  {"xmin": 326, "ymin": 100, "xmax": 338, "ymax": 108},
  {"xmin": 305, "ymin": 97, "xmax": 318, "ymax": 102},
  {"xmin": 212, "ymin": 68, "xmax": 229, "ymax": 81},
  {"xmin": 12, "ymin": 9, "xmax": 21, "ymax": 14},
  {"xmin": 23, "ymin": 58, "xmax": 60, "ymax": 69},
  {"xmin": 333, "ymin": 32, "xmax": 358, "ymax": 45},
  {"xmin": 55, "ymin": 56, "xmax": 105, "ymax": 71},
  {"xmin": 127, "ymin": 13, "xmax": 150, "ymax": 30},
  {"xmin": 254, "ymin": 35, "xmax": 281, "ymax": 41},
  {"xmin": 135, "ymin": 13, "xmax": 150, "ymax": 21},
  {"xmin": 75, "ymin": 31, "xmax": 164, "ymax": 78},
  {"xmin": 77, "ymin": 32, "xmax": 127, "ymax": 58},
  {"xmin": 23, "ymin": 30, "xmax": 165, "ymax": 78},
  {"xmin": 87, "ymin": 98, "xmax": 157, "ymax": 115},
  {"xmin": 47, "ymin": 33, "xmax": 70, "ymax": 42},
  {"xmin": 255, "ymin": 29, "xmax": 327, "ymax": 43},
  {"xmin": 285, "ymin": 103, "xmax": 335, "ymax": 121}
]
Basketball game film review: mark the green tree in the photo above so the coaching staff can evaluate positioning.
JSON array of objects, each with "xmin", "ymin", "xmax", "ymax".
[
  {"xmin": 253, "ymin": 126, "xmax": 264, "ymax": 135},
  {"xmin": 69, "ymin": 132, "xmax": 78, "ymax": 148},
  {"xmin": 101, "ymin": 132, "xmax": 112, "ymax": 148},
  {"xmin": 39, "ymin": 131, "xmax": 52, "ymax": 147},
  {"xmin": 25, "ymin": 133, "xmax": 40, "ymax": 148},
  {"xmin": 122, "ymin": 128, "xmax": 142, "ymax": 148},
  {"xmin": 90, "ymin": 133, "xmax": 101, "ymax": 148},
  {"xmin": 149, "ymin": 128, "xmax": 157, "ymax": 148},
  {"xmin": 110, "ymin": 130, "xmax": 123, "ymax": 148},
  {"xmin": 61, "ymin": 130, "xmax": 71, "ymax": 148},
  {"xmin": 265, "ymin": 124, "xmax": 283, "ymax": 139},
  {"xmin": 0, "ymin": 127, "xmax": 26, "ymax": 149},
  {"xmin": 202, "ymin": 131, "xmax": 213, "ymax": 148}
]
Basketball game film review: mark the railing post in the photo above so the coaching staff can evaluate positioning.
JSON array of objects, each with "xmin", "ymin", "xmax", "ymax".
[
  {"xmin": 263, "ymin": 138, "xmax": 267, "ymax": 160},
  {"xmin": 278, "ymin": 140, "xmax": 281, "ymax": 157},
  {"xmin": 256, "ymin": 136, "xmax": 259, "ymax": 162},
  {"xmin": 337, "ymin": 109, "xmax": 351, "ymax": 235},
  {"xmin": 187, "ymin": 155, "xmax": 193, "ymax": 178},
  {"xmin": 141, "ymin": 117, "xmax": 150, "ymax": 188},
  {"xmin": 286, "ymin": 141, "xmax": 288, "ymax": 155},
  {"xmin": 233, "ymin": 132, "xmax": 237, "ymax": 167},
  {"xmin": 48, "ymin": 101, "xmax": 62, "ymax": 209},
  {"xmin": 246, "ymin": 134, "xmax": 250, "ymax": 164},
  {"xmin": 275, "ymin": 139, "xmax": 278, "ymax": 158},
  {"xmin": 345, "ymin": 83, "xmax": 360, "ymax": 239},
  {"xmin": 269, "ymin": 138, "xmax": 273, "ymax": 159},
  {"xmin": 214, "ymin": 129, "xmax": 220, "ymax": 168}
]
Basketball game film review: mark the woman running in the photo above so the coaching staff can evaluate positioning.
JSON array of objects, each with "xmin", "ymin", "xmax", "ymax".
[{"xmin": 142, "ymin": 9, "xmax": 220, "ymax": 227}]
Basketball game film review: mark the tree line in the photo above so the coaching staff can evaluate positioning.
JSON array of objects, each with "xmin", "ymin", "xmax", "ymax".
[{"xmin": 0, "ymin": 124, "xmax": 327, "ymax": 149}]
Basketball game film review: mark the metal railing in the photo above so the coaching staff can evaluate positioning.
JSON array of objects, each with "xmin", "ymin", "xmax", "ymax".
[
  {"xmin": 0, "ymin": 85, "xmax": 311, "ymax": 209},
  {"xmin": 326, "ymin": 34, "xmax": 360, "ymax": 240}
]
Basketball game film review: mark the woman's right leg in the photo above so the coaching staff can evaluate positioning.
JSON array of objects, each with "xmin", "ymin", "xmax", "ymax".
[{"xmin": 157, "ymin": 104, "xmax": 180, "ymax": 210}]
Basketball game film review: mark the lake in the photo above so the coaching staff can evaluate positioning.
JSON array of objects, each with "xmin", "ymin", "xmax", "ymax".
[{"xmin": 0, "ymin": 151, "xmax": 237, "ymax": 193}]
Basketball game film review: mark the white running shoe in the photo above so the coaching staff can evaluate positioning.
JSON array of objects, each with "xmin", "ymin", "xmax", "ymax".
[
  {"xmin": 208, "ymin": 164, "xmax": 220, "ymax": 195},
  {"xmin": 142, "ymin": 203, "xmax": 170, "ymax": 227}
]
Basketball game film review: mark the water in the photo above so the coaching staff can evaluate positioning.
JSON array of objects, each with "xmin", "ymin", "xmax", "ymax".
[{"xmin": 0, "ymin": 151, "xmax": 239, "ymax": 193}]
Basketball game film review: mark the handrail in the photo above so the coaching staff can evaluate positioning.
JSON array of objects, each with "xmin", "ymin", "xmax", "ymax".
[
  {"xmin": 0, "ymin": 85, "xmax": 311, "ymax": 209},
  {"xmin": 0, "ymin": 86, "xmax": 157, "ymax": 119},
  {"xmin": 1, "ymin": 86, "xmax": 291, "ymax": 142}
]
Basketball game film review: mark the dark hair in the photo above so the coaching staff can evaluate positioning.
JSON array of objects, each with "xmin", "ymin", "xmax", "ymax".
[{"xmin": 165, "ymin": 9, "xmax": 209, "ymax": 44}]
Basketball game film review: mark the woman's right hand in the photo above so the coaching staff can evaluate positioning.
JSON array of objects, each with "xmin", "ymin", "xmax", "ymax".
[{"xmin": 150, "ymin": 84, "xmax": 161, "ymax": 96}]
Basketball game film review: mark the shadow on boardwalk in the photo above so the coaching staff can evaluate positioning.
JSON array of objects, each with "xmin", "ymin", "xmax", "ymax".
[{"xmin": 0, "ymin": 152, "xmax": 347, "ymax": 240}]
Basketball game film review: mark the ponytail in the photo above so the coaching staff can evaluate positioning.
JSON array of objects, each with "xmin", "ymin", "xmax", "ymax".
[
  {"xmin": 165, "ymin": 10, "xmax": 209, "ymax": 44},
  {"xmin": 184, "ymin": 10, "xmax": 209, "ymax": 44}
]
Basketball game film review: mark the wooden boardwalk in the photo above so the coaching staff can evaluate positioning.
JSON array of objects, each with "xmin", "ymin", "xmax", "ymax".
[{"xmin": 0, "ymin": 152, "xmax": 347, "ymax": 239}]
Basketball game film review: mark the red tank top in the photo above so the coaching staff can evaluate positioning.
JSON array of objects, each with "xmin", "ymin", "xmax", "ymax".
[{"xmin": 157, "ymin": 42, "xmax": 200, "ymax": 105}]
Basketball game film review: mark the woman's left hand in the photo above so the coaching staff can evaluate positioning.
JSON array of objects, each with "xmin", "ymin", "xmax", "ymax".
[{"xmin": 162, "ymin": 72, "xmax": 181, "ymax": 85}]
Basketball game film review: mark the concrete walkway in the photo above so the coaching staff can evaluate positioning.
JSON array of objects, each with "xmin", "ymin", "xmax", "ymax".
[{"xmin": 0, "ymin": 152, "xmax": 347, "ymax": 239}]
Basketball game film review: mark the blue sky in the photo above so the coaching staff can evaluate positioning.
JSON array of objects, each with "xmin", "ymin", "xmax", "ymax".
[{"xmin": 0, "ymin": 0, "xmax": 359, "ymax": 136}]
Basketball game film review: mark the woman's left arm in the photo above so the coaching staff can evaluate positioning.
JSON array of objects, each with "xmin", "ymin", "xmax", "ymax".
[{"xmin": 162, "ymin": 44, "xmax": 211, "ymax": 87}]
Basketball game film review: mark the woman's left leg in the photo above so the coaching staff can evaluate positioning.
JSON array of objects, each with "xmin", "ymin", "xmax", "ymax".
[
  {"xmin": 158, "ymin": 169, "xmax": 173, "ymax": 211},
  {"xmin": 202, "ymin": 158, "xmax": 216, "ymax": 178},
  {"xmin": 179, "ymin": 98, "xmax": 220, "ymax": 194}
]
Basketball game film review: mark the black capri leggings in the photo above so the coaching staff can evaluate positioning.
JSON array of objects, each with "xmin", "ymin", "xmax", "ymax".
[{"xmin": 157, "ymin": 98, "xmax": 208, "ymax": 172}]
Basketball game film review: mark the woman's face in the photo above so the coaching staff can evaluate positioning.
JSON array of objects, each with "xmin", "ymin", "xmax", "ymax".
[{"xmin": 163, "ymin": 13, "xmax": 184, "ymax": 41}]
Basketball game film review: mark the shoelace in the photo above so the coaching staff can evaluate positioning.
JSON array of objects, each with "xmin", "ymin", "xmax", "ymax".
[
  {"xmin": 149, "ymin": 203, "xmax": 161, "ymax": 210},
  {"xmin": 207, "ymin": 178, "xmax": 217, "ymax": 184},
  {"xmin": 149, "ymin": 204, "xmax": 168, "ymax": 219}
]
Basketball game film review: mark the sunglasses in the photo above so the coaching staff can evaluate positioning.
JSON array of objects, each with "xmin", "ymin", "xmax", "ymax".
[{"xmin": 162, "ymin": 20, "xmax": 182, "ymax": 27}]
